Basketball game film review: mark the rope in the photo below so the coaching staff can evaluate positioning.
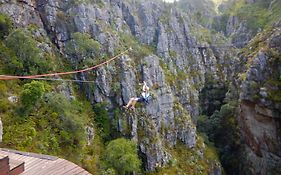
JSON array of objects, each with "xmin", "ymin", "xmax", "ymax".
[
  {"xmin": 21, "ymin": 77, "xmax": 96, "ymax": 83},
  {"xmin": 0, "ymin": 48, "xmax": 131, "ymax": 81}
]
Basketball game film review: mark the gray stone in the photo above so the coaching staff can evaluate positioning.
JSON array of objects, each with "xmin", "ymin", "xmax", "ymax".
[
  {"xmin": 8, "ymin": 96, "xmax": 18, "ymax": 103},
  {"xmin": 226, "ymin": 16, "xmax": 239, "ymax": 36},
  {"xmin": 85, "ymin": 126, "xmax": 94, "ymax": 146}
]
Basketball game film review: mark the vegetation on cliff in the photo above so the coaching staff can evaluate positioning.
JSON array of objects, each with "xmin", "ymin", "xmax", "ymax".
[{"xmin": 214, "ymin": 0, "xmax": 281, "ymax": 34}]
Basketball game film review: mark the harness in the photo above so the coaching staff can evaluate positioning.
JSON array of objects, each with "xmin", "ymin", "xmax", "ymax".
[{"xmin": 142, "ymin": 92, "xmax": 152, "ymax": 104}]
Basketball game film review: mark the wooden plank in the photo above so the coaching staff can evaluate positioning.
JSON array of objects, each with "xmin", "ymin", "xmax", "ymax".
[
  {"xmin": 0, "ymin": 149, "xmax": 91, "ymax": 175},
  {"xmin": 60, "ymin": 161, "xmax": 90, "ymax": 175},
  {"xmin": 27, "ymin": 159, "xmax": 66, "ymax": 175},
  {"xmin": 24, "ymin": 161, "xmax": 50, "ymax": 174},
  {"xmin": 59, "ymin": 162, "xmax": 89, "ymax": 175},
  {"xmin": 9, "ymin": 159, "xmax": 24, "ymax": 170},
  {"xmin": 16, "ymin": 156, "xmax": 36, "ymax": 169},
  {"xmin": 7, "ymin": 154, "xmax": 27, "ymax": 161},
  {"xmin": 23, "ymin": 162, "xmax": 53, "ymax": 175},
  {"xmin": 0, "ymin": 149, "xmax": 57, "ymax": 161},
  {"xmin": 49, "ymin": 160, "xmax": 78, "ymax": 175},
  {"xmin": 0, "ymin": 151, "xmax": 24, "ymax": 160},
  {"xmin": 24, "ymin": 161, "xmax": 55, "ymax": 175},
  {"xmin": 23, "ymin": 159, "xmax": 45, "ymax": 171},
  {"xmin": 57, "ymin": 165, "xmax": 80, "ymax": 175},
  {"xmin": 23, "ymin": 156, "xmax": 41, "ymax": 167},
  {"xmin": 0, "ymin": 152, "xmax": 8, "ymax": 158},
  {"xmin": 78, "ymin": 171, "xmax": 92, "ymax": 175},
  {"xmin": 66, "ymin": 167, "xmax": 87, "ymax": 175}
]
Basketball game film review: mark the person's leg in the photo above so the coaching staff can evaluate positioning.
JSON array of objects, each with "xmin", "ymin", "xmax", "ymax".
[
  {"xmin": 131, "ymin": 99, "xmax": 138, "ymax": 109},
  {"xmin": 124, "ymin": 98, "xmax": 134, "ymax": 108}
]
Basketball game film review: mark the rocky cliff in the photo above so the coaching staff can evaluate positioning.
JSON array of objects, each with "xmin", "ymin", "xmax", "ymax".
[
  {"xmin": 207, "ymin": 1, "xmax": 281, "ymax": 174},
  {"xmin": 238, "ymin": 23, "xmax": 281, "ymax": 175}
]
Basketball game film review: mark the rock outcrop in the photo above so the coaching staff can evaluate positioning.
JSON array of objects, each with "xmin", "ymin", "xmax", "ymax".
[{"xmin": 0, "ymin": 0, "xmax": 43, "ymax": 28}]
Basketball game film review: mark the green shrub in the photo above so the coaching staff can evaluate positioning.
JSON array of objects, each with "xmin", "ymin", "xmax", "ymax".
[
  {"xmin": 101, "ymin": 168, "xmax": 116, "ymax": 175},
  {"xmin": 236, "ymin": 4, "xmax": 269, "ymax": 32},
  {"xmin": 2, "ymin": 91, "xmax": 89, "ymax": 159},
  {"xmin": 0, "ymin": 99, "xmax": 10, "ymax": 113},
  {"xmin": 0, "ymin": 42, "xmax": 23, "ymax": 75},
  {"xmin": 117, "ymin": 32, "xmax": 154, "ymax": 61},
  {"xmin": 66, "ymin": 32, "xmax": 101, "ymax": 63},
  {"xmin": 105, "ymin": 138, "xmax": 141, "ymax": 175},
  {"xmin": 20, "ymin": 81, "xmax": 45, "ymax": 107},
  {"xmin": 93, "ymin": 103, "xmax": 111, "ymax": 140}
]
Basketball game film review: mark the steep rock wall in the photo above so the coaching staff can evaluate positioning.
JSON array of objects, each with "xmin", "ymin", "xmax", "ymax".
[
  {"xmin": 239, "ymin": 25, "xmax": 281, "ymax": 175},
  {"xmin": 0, "ymin": 0, "xmax": 239, "ymax": 172}
]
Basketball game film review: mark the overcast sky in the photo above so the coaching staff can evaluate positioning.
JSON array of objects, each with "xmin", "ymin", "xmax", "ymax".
[{"xmin": 163, "ymin": 0, "xmax": 177, "ymax": 3}]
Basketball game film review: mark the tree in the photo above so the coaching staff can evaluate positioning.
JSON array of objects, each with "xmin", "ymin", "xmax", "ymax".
[
  {"xmin": 105, "ymin": 138, "xmax": 141, "ymax": 175},
  {"xmin": 5, "ymin": 29, "xmax": 50, "ymax": 75},
  {"xmin": 198, "ymin": 103, "xmax": 241, "ymax": 175},
  {"xmin": 0, "ymin": 13, "xmax": 12, "ymax": 39},
  {"xmin": 20, "ymin": 81, "xmax": 45, "ymax": 107}
]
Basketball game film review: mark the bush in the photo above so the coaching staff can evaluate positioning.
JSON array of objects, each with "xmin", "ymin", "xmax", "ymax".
[
  {"xmin": 93, "ymin": 103, "xmax": 111, "ymax": 140},
  {"xmin": 105, "ymin": 138, "xmax": 141, "ymax": 175},
  {"xmin": 44, "ymin": 93, "xmax": 85, "ymax": 142},
  {"xmin": 0, "ymin": 42, "xmax": 22, "ymax": 75},
  {"xmin": 20, "ymin": 81, "xmax": 45, "ymax": 107},
  {"xmin": 3, "ymin": 91, "xmax": 89, "ymax": 160}
]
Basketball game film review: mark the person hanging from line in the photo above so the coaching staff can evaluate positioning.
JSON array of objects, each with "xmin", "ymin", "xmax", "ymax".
[{"xmin": 123, "ymin": 81, "xmax": 151, "ymax": 109}]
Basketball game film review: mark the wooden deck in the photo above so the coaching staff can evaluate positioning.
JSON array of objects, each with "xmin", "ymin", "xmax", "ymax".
[{"xmin": 0, "ymin": 149, "xmax": 92, "ymax": 175}]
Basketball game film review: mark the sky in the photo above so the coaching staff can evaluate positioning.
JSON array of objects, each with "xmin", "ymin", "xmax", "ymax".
[{"xmin": 163, "ymin": 0, "xmax": 178, "ymax": 3}]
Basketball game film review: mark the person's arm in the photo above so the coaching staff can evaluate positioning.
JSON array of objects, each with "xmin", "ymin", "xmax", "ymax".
[
  {"xmin": 142, "ymin": 81, "xmax": 149, "ymax": 92},
  {"xmin": 143, "ymin": 81, "xmax": 147, "ymax": 86}
]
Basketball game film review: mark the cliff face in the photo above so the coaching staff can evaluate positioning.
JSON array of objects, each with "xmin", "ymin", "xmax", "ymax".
[
  {"xmin": 210, "ymin": 1, "xmax": 281, "ymax": 173},
  {"xmin": 1, "ymin": 0, "xmax": 235, "ymax": 173},
  {"xmin": 1, "ymin": 0, "xmax": 281, "ymax": 174},
  {"xmin": 238, "ymin": 24, "xmax": 281, "ymax": 174}
]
